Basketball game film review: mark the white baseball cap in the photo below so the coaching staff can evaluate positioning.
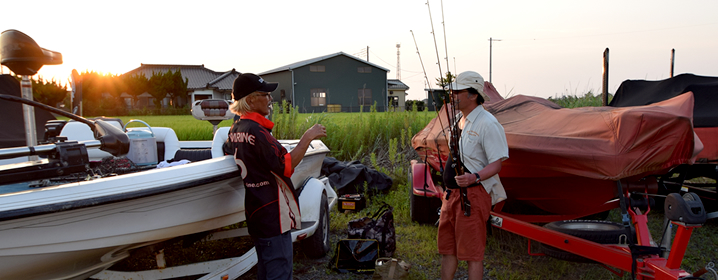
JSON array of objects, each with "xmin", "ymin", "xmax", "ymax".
[{"xmin": 445, "ymin": 71, "xmax": 489, "ymax": 102}]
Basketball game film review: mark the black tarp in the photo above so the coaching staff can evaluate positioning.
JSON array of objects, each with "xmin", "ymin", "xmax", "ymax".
[
  {"xmin": 0, "ymin": 74, "xmax": 56, "ymax": 148},
  {"xmin": 321, "ymin": 157, "xmax": 393, "ymax": 195},
  {"xmin": 608, "ymin": 73, "xmax": 718, "ymax": 127}
]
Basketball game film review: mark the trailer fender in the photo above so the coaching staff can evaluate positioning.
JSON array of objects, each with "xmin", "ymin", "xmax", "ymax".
[
  {"xmin": 299, "ymin": 177, "xmax": 329, "ymax": 222},
  {"xmin": 410, "ymin": 160, "xmax": 442, "ymax": 198}
]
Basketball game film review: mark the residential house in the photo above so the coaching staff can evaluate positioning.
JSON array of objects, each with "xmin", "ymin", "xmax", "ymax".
[
  {"xmin": 123, "ymin": 64, "xmax": 238, "ymax": 109},
  {"xmin": 387, "ymin": 79, "xmax": 409, "ymax": 112},
  {"xmin": 259, "ymin": 52, "xmax": 391, "ymax": 113}
]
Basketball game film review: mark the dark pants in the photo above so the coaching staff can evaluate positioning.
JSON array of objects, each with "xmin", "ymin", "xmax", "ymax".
[{"xmin": 254, "ymin": 231, "xmax": 293, "ymax": 280}]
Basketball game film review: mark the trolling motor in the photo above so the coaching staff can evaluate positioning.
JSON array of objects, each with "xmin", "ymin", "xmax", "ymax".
[
  {"xmin": 0, "ymin": 94, "xmax": 131, "ymax": 185},
  {"xmin": 0, "ymin": 30, "xmax": 130, "ymax": 185}
]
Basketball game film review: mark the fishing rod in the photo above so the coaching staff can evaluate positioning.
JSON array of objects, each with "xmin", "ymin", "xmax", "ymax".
[
  {"xmin": 440, "ymin": 0, "xmax": 451, "ymax": 76},
  {"xmin": 426, "ymin": 1, "xmax": 459, "ymax": 164},
  {"xmin": 411, "ymin": 29, "xmax": 449, "ymax": 183},
  {"xmin": 437, "ymin": 0, "xmax": 459, "ymax": 163},
  {"xmin": 410, "ymin": 30, "xmax": 433, "ymax": 104},
  {"xmin": 410, "ymin": 29, "xmax": 440, "ymax": 209},
  {"xmin": 427, "ymin": 0, "xmax": 471, "ymax": 216}
]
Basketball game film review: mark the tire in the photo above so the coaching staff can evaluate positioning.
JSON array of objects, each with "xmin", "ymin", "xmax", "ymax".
[
  {"xmin": 541, "ymin": 220, "xmax": 627, "ymax": 263},
  {"xmin": 409, "ymin": 168, "xmax": 441, "ymax": 225},
  {"xmin": 579, "ymin": 210, "xmax": 610, "ymax": 221},
  {"xmin": 301, "ymin": 193, "xmax": 330, "ymax": 258}
]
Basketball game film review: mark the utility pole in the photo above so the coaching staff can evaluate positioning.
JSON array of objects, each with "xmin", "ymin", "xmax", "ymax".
[
  {"xmin": 367, "ymin": 46, "xmax": 369, "ymax": 61},
  {"xmin": 396, "ymin": 43, "xmax": 401, "ymax": 80},
  {"xmin": 489, "ymin": 37, "xmax": 502, "ymax": 83}
]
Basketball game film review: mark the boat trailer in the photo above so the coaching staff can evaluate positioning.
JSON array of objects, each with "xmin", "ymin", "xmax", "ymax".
[{"xmin": 489, "ymin": 181, "xmax": 712, "ymax": 280}]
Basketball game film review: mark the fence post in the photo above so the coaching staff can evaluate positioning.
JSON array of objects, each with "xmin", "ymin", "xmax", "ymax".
[
  {"xmin": 602, "ymin": 48, "xmax": 609, "ymax": 106},
  {"xmin": 670, "ymin": 49, "xmax": 675, "ymax": 77}
]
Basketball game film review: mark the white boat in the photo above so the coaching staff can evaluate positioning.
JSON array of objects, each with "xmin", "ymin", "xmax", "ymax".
[
  {"xmin": 0, "ymin": 31, "xmax": 336, "ymax": 279},
  {"xmin": 0, "ymin": 115, "xmax": 334, "ymax": 280}
]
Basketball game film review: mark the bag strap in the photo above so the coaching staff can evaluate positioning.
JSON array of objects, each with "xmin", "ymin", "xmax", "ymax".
[
  {"xmin": 388, "ymin": 259, "xmax": 397, "ymax": 278},
  {"xmin": 371, "ymin": 203, "xmax": 392, "ymax": 220}
]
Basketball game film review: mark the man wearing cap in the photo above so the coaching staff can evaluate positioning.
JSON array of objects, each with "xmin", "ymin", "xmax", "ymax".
[
  {"xmin": 224, "ymin": 73, "xmax": 326, "ymax": 280},
  {"xmin": 437, "ymin": 71, "xmax": 508, "ymax": 280}
]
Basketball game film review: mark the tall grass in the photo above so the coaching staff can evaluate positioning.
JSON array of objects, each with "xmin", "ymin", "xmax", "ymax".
[
  {"xmin": 271, "ymin": 102, "xmax": 432, "ymax": 187},
  {"xmin": 548, "ymin": 91, "xmax": 612, "ymax": 108}
]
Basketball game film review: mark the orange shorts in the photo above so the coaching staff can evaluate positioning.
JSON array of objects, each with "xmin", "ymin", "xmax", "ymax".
[{"xmin": 437, "ymin": 186, "xmax": 492, "ymax": 262}]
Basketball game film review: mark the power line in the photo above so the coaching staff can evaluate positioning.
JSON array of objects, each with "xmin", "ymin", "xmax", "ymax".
[{"xmin": 369, "ymin": 50, "xmax": 424, "ymax": 74}]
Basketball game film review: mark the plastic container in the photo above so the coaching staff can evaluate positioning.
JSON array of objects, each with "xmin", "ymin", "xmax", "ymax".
[{"xmin": 123, "ymin": 120, "xmax": 158, "ymax": 166}]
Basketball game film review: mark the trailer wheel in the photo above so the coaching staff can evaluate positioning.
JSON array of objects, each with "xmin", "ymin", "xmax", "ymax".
[
  {"xmin": 301, "ymin": 193, "xmax": 330, "ymax": 258},
  {"xmin": 409, "ymin": 168, "xmax": 441, "ymax": 225},
  {"xmin": 541, "ymin": 220, "xmax": 626, "ymax": 263}
]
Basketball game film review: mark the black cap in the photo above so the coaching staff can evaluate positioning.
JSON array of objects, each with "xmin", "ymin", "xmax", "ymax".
[{"xmin": 232, "ymin": 73, "xmax": 278, "ymax": 101}]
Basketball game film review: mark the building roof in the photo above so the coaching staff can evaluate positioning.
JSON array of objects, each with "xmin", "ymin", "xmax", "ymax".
[
  {"xmin": 259, "ymin": 52, "xmax": 391, "ymax": 75},
  {"xmin": 123, "ymin": 64, "xmax": 239, "ymax": 90},
  {"xmin": 388, "ymin": 79, "xmax": 409, "ymax": 90}
]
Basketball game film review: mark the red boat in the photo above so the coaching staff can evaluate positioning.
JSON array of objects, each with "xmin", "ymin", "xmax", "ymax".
[
  {"xmin": 410, "ymin": 82, "xmax": 701, "ymax": 223},
  {"xmin": 409, "ymin": 81, "xmax": 711, "ymax": 279}
]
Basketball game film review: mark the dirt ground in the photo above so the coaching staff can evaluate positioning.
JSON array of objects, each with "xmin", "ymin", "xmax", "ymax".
[{"xmin": 234, "ymin": 234, "xmax": 492, "ymax": 280}]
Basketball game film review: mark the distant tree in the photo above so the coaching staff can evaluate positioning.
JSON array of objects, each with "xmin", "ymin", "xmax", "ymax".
[
  {"xmin": 148, "ymin": 71, "xmax": 171, "ymax": 110},
  {"xmin": 165, "ymin": 70, "xmax": 188, "ymax": 108},
  {"xmin": 16, "ymin": 76, "xmax": 68, "ymax": 107},
  {"xmin": 105, "ymin": 74, "xmax": 125, "ymax": 100},
  {"xmin": 78, "ymin": 71, "xmax": 104, "ymax": 105},
  {"xmin": 121, "ymin": 73, "xmax": 149, "ymax": 109},
  {"xmin": 435, "ymin": 71, "xmax": 455, "ymax": 89},
  {"xmin": 405, "ymin": 100, "xmax": 425, "ymax": 111},
  {"xmin": 78, "ymin": 71, "xmax": 127, "ymax": 116}
]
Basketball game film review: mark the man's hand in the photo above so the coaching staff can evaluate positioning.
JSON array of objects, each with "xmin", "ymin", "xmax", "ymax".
[
  {"xmin": 303, "ymin": 124, "xmax": 327, "ymax": 140},
  {"xmin": 291, "ymin": 124, "xmax": 327, "ymax": 169},
  {"xmin": 454, "ymin": 173, "xmax": 476, "ymax": 188}
]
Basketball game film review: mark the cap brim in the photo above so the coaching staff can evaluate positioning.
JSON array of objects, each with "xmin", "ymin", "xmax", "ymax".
[
  {"xmin": 444, "ymin": 82, "xmax": 471, "ymax": 91},
  {"xmin": 258, "ymin": 82, "xmax": 278, "ymax": 92}
]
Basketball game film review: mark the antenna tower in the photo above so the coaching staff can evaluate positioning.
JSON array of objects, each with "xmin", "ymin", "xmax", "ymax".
[{"xmin": 396, "ymin": 43, "xmax": 401, "ymax": 80}]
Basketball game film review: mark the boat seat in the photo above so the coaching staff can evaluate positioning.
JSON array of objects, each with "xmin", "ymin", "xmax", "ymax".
[
  {"xmin": 125, "ymin": 127, "xmax": 179, "ymax": 162},
  {"xmin": 170, "ymin": 127, "xmax": 228, "ymax": 162},
  {"xmin": 171, "ymin": 148, "xmax": 211, "ymax": 162},
  {"xmin": 211, "ymin": 127, "xmax": 230, "ymax": 158}
]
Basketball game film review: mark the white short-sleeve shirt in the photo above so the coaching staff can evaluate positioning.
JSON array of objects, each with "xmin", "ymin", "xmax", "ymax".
[{"xmin": 457, "ymin": 105, "xmax": 509, "ymax": 205}]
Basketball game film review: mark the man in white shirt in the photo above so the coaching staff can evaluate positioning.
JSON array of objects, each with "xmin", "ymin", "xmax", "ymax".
[{"xmin": 437, "ymin": 71, "xmax": 509, "ymax": 280}]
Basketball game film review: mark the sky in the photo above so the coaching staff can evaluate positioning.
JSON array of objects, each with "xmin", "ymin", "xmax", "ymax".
[{"xmin": 2, "ymin": 0, "xmax": 718, "ymax": 102}]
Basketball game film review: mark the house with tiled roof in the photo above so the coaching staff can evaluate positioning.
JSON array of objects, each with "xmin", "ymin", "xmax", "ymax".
[
  {"xmin": 259, "ymin": 52, "xmax": 391, "ymax": 113},
  {"xmin": 123, "ymin": 64, "xmax": 239, "ymax": 108},
  {"xmin": 387, "ymin": 79, "xmax": 409, "ymax": 112}
]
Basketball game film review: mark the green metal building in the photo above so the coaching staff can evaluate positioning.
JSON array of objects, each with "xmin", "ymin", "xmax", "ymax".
[{"xmin": 259, "ymin": 52, "xmax": 390, "ymax": 113}]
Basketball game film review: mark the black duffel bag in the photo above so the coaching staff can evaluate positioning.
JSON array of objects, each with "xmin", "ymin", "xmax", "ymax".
[{"xmin": 348, "ymin": 203, "xmax": 396, "ymax": 257}]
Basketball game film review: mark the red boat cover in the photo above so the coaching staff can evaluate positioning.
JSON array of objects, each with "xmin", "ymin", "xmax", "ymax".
[{"xmin": 412, "ymin": 87, "xmax": 699, "ymax": 181}]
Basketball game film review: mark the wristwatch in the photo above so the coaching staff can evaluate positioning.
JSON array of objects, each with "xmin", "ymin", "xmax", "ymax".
[{"xmin": 474, "ymin": 173, "xmax": 481, "ymax": 184}]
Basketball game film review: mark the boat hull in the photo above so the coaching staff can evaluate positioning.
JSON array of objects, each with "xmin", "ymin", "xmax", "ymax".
[
  {"xmin": 0, "ymin": 145, "xmax": 329, "ymax": 280},
  {"xmin": 0, "ymin": 156, "xmax": 244, "ymax": 279}
]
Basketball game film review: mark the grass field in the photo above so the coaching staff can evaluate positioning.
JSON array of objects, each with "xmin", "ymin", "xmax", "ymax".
[{"xmin": 93, "ymin": 100, "xmax": 715, "ymax": 280}]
